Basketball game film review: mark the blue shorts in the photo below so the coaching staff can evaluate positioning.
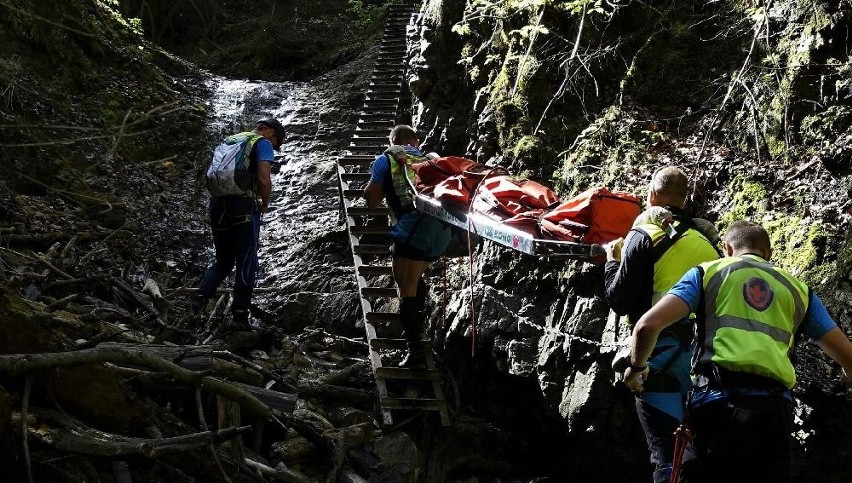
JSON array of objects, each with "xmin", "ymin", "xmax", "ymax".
[{"xmin": 390, "ymin": 212, "xmax": 452, "ymax": 261}]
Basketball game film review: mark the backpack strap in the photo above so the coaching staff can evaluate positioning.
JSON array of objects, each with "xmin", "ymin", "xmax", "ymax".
[
  {"xmin": 649, "ymin": 215, "xmax": 699, "ymax": 264},
  {"xmin": 384, "ymin": 150, "xmax": 417, "ymax": 193}
]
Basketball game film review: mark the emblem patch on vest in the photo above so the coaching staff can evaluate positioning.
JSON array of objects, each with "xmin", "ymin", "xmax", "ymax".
[{"xmin": 743, "ymin": 277, "xmax": 774, "ymax": 311}]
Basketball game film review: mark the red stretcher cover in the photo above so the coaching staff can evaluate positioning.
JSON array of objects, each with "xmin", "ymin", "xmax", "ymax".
[{"xmin": 411, "ymin": 156, "xmax": 641, "ymax": 245}]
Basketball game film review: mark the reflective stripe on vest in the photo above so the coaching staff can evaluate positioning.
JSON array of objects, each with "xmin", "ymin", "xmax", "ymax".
[
  {"xmin": 635, "ymin": 222, "xmax": 719, "ymax": 305},
  {"xmin": 386, "ymin": 149, "xmax": 428, "ymax": 214},
  {"xmin": 698, "ymin": 255, "xmax": 809, "ymax": 388}
]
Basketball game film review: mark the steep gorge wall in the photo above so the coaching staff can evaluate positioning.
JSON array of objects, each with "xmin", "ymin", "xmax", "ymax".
[{"xmin": 408, "ymin": 0, "xmax": 852, "ymax": 479}]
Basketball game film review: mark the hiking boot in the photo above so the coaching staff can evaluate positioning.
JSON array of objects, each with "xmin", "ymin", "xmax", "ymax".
[{"xmin": 398, "ymin": 343, "xmax": 425, "ymax": 368}]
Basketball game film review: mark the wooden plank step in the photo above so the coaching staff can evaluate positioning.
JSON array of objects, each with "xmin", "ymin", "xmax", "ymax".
[
  {"xmin": 367, "ymin": 83, "xmax": 401, "ymax": 90},
  {"xmin": 358, "ymin": 265, "xmax": 393, "ymax": 276},
  {"xmin": 342, "ymin": 188, "xmax": 364, "ymax": 198},
  {"xmin": 364, "ymin": 97, "xmax": 399, "ymax": 104},
  {"xmin": 363, "ymin": 99, "xmax": 399, "ymax": 106},
  {"xmin": 361, "ymin": 287, "xmax": 398, "ymax": 298},
  {"xmin": 358, "ymin": 112, "xmax": 397, "ymax": 120},
  {"xmin": 340, "ymin": 172, "xmax": 372, "ymax": 182},
  {"xmin": 375, "ymin": 367, "xmax": 442, "ymax": 382},
  {"xmin": 357, "ymin": 123, "xmax": 394, "ymax": 132},
  {"xmin": 353, "ymin": 244, "xmax": 392, "ymax": 254},
  {"xmin": 348, "ymin": 206, "xmax": 390, "ymax": 216},
  {"xmin": 365, "ymin": 311, "xmax": 399, "ymax": 323},
  {"xmin": 370, "ymin": 75, "xmax": 404, "ymax": 82},
  {"xmin": 373, "ymin": 68, "xmax": 404, "ymax": 74},
  {"xmin": 350, "ymin": 225, "xmax": 391, "ymax": 235},
  {"xmin": 369, "ymin": 338, "xmax": 433, "ymax": 350},
  {"xmin": 379, "ymin": 397, "xmax": 447, "ymax": 411},
  {"xmin": 353, "ymin": 128, "xmax": 390, "ymax": 136},
  {"xmin": 338, "ymin": 155, "xmax": 375, "ymax": 165},
  {"xmin": 366, "ymin": 90, "xmax": 401, "ymax": 97},
  {"xmin": 347, "ymin": 145, "xmax": 387, "ymax": 153},
  {"xmin": 350, "ymin": 136, "xmax": 389, "ymax": 144}
]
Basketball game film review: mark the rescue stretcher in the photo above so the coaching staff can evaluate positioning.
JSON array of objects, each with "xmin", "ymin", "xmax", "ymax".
[
  {"xmin": 389, "ymin": 152, "xmax": 640, "ymax": 261},
  {"xmin": 413, "ymin": 192, "xmax": 606, "ymax": 260}
]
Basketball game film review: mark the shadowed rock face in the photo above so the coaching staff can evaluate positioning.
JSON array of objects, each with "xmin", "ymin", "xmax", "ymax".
[{"xmin": 401, "ymin": 0, "xmax": 852, "ymax": 480}]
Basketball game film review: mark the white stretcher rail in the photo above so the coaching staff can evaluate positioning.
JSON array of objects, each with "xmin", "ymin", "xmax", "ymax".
[{"xmin": 412, "ymin": 193, "xmax": 606, "ymax": 259}]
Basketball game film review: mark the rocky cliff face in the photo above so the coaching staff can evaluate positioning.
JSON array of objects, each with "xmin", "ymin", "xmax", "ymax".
[{"xmin": 408, "ymin": 0, "xmax": 852, "ymax": 479}]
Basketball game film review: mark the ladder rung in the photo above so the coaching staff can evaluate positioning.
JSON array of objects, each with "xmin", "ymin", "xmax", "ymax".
[
  {"xmin": 351, "ymin": 136, "xmax": 390, "ymax": 143},
  {"xmin": 350, "ymin": 225, "xmax": 391, "ymax": 235},
  {"xmin": 338, "ymin": 156, "xmax": 375, "ymax": 166},
  {"xmin": 358, "ymin": 265, "xmax": 393, "ymax": 276},
  {"xmin": 379, "ymin": 397, "xmax": 447, "ymax": 411},
  {"xmin": 370, "ymin": 338, "xmax": 432, "ymax": 350},
  {"xmin": 375, "ymin": 367, "xmax": 442, "ymax": 382},
  {"xmin": 361, "ymin": 287, "xmax": 398, "ymax": 298},
  {"xmin": 340, "ymin": 173, "xmax": 372, "ymax": 182},
  {"xmin": 347, "ymin": 207, "xmax": 390, "ymax": 216},
  {"xmin": 354, "ymin": 128, "xmax": 390, "ymax": 136},
  {"xmin": 365, "ymin": 311, "xmax": 399, "ymax": 323},
  {"xmin": 358, "ymin": 112, "xmax": 396, "ymax": 119},
  {"xmin": 342, "ymin": 189, "xmax": 363, "ymax": 198},
  {"xmin": 362, "ymin": 100, "xmax": 399, "ymax": 107},
  {"xmin": 347, "ymin": 145, "xmax": 386, "ymax": 153},
  {"xmin": 353, "ymin": 244, "xmax": 392, "ymax": 254}
]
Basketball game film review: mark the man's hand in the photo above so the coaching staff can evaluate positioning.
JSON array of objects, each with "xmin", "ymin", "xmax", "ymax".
[
  {"xmin": 623, "ymin": 365, "xmax": 649, "ymax": 393},
  {"xmin": 605, "ymin": 237, "xmax": 625, "ymax": 262}
]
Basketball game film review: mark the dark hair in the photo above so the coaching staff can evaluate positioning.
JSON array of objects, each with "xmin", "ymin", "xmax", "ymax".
[
  {"xmin": 723, "ymin": 221, "xmax": 771, "ymax": 253},
  {"xmin": 256, "ymin": 118, "xmax": 285, "ymax": 149},
  {"xmin": 389, "ymin": 125, "xmax": 418, "ymax": 145}
]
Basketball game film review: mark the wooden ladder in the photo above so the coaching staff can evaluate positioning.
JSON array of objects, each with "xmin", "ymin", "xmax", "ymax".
[{"xmin": 336, "ymin": 3, "xmax": 451, "ymax": 427}]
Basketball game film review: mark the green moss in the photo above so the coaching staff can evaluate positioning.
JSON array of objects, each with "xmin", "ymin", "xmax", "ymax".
[
  {"xmin": 718, "ymin": 177, "xmax": 769, "ymax": 225},
  {"xmin": 800, "ymin": 106, "xmax": 852, "ymax": 147},
  {"xmin": 553, "ymin": 107, "xmax": 651, "ymax": 196},
  {"xmin": 718, "ymin": 176, "xmax": 829, "ymax": 282},
  {"xmin": 764, "ymin": 216, "xmax": 825, "ymax": 279}
]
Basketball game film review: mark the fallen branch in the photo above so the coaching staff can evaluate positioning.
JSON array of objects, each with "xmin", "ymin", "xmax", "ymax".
[
  {"xmin": 213, "ymin": 350, "xmax": 298, "ymax": 393},
  {"xmin": 0, "ymin": 347, "xmax": 274, "ymax": 418},
  {"xmin": 29, "ymin": 408, "xmax": 252, "ymax": 458},
  {"xmin": 243, "ymin": 457, "xmax": 313, "ymax": 483}
]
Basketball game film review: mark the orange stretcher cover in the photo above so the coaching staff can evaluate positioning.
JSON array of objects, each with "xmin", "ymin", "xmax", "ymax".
[{"xmin": 411, "ymin": 156, "xmax": 640, "ymax": 245}]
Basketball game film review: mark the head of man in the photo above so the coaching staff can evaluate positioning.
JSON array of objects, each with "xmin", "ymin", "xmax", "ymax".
[
  {"xmin": 647, "ymin": 166, "xmax": 688, "ymax": 208},
  {"xmin": 255, "ymin": 118, "xmax": 285, "ymax": 150},
  {"xmin": 389, "ymin": 125, "xmax": 419, "ymax": 147},
  {"xmin": 722, "ymin": 220, "xmax": 772, "ymax": 260}
]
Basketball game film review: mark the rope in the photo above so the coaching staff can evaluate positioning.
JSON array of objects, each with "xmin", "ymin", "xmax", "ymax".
[
  {"xmin": 467, "ymin": 218, "xmax": 476, "ymax": 357},
  {"xmin": 670, "ymin": 390, "xmax": 694, "ymax": 482}
]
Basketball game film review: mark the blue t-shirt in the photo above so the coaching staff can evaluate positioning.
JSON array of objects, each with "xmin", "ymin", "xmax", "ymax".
[
  {"xmin": 255, "ymin": 138, "xmax": 274, "ymax": 163},
  {"xmin": 369, "ymin": 154, "xmax": 391, "ymax": 185}
]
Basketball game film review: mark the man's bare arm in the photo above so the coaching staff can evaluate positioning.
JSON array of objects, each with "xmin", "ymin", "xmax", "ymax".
[
  {"xmin": 815, "ymin": 327, "xmax": 852, "ymax": 387},
  {"xmin": 363, "ymin": 181, "xmax": 384, "ymax": 209},
  {"xmin": 256, "ymin": 161, "xmax": 272, "ymax": 212},
  {"xmin": 624, "ymin": 294, "xmax": 691, "ymax": 391}
]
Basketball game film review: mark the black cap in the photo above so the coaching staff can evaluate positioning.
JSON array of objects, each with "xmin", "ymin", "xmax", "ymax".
[{"xmin": 256, "ymin": 117, "xmax": 285, "ymax": 149}]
